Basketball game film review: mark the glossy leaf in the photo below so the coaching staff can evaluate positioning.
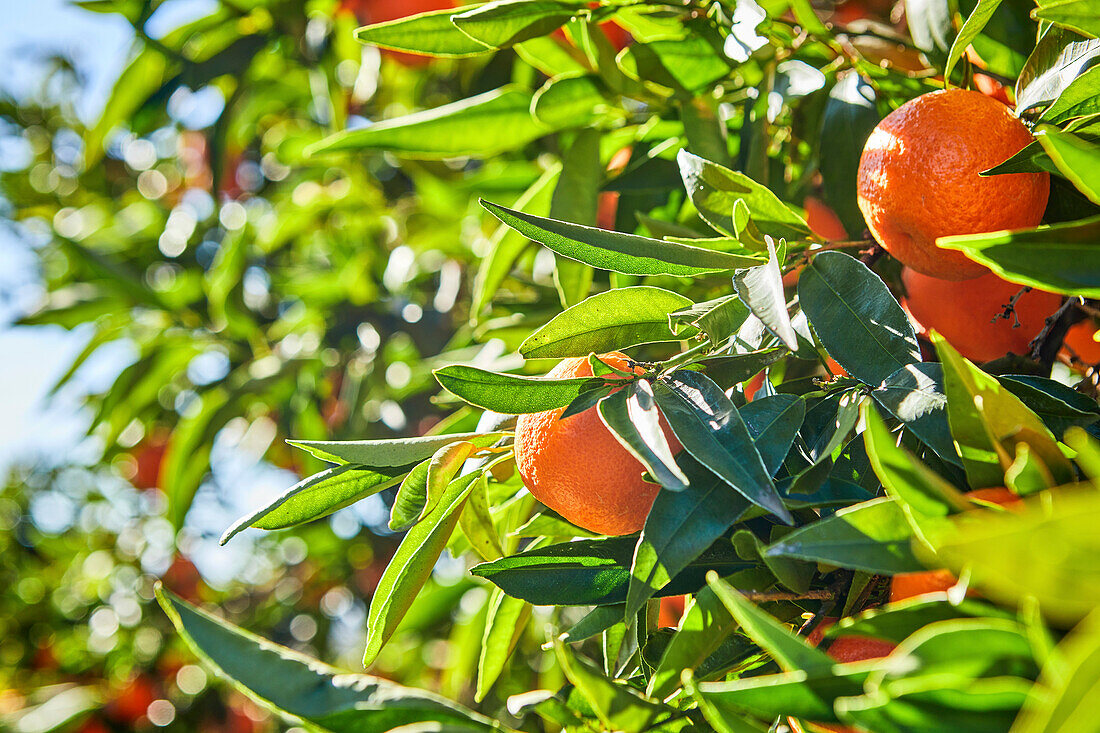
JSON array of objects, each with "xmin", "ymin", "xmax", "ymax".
[
  {"xmin": 873, "ymin": 362, "xmax": 960, "ymax": 465},
  {"xmin": 765, "ymin": 497, "xmax": 925, "ymax": 575},
  {"xmin": 222, "ymin": 463, "xmax": 411, "ymax": 544},
  {"xmin": 798, "ymin": 251, "xmax": 921, "ymax": 385},
  {"xmin": 434, "ymin": 364, "xmax": 601, "ymax": 413},
  {"xmin": 354, "ymin": 6, "xmax": 492, "ymax": 57},
  {"xmin": 654, "ymin": 370, "xmax": 792, "ymax": 523},
  {"xmin": 733, "ymin": 238, "xmax": 798, "ymax": 350},
  {"xmin": 452, "ymin": 0, "xmax": 578, "ymax": 48},
  {"xmin": 597, "ymin": 383, "xmax": 689, "ymax": 491},
  {"xmin": 470, "ymin": 536, "xmax": 750, "ymax": 606},
  {"xmin": 626, "ymin": 454, "xmax": 753, "ymax": 617},
  {"xmin": 520, "ymin": 287, "xmax": 695, "ymax": 358},
  {"xmin": 481, "ymin": 200, "xmax": 762, "ymax": 276},
  {"xmin": 740, "ymin": 393, "xmax": 806, "ymax": 477},
  {"xmin": 307, "ymin": 87, "xmax": 548, "ymax": 159},
  {"xmin": 290, "ymin": 432, "xmax": 505, "ymax": 467},
  {"xmin": 475, "ymin": 588, "xmax": 531, "ymax": 702},
  {"xmin": 677, "ymin": 150, "xmax": 811, "ymax": 241},
  {"xmin": 1036, "ymin": 129, "xmax": 1100, "ymax": 205},
  {"xmin": 364, "ymin": 473, "xmax": 477, "ymax": 665},
  {"xmin": 156, "ymin": 588, "xmax": 504, "ymax": 733}
]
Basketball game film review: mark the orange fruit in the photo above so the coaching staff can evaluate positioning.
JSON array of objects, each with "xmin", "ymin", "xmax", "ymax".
[
  {"xmin": 804, "ymin": 196, "xmax": 849, "ymax": 242},
  {"xmin": 658, "ymin": 594, "xmax": 687, "ymax": 627},
  {"xmin": 891, "ymin": 487, "xmax": 1022, "ymax": 602},
  {"xmin": 1063, "ymin": 320, "xmax": 1100, "ymax": 365},
  {"xmin": 857, "ymin": 89, "xmax": 1048, "ymax": 280},
  {"xmin": 515, "ymin": 352, "xmax": 679, "ymax": 535},
  {"xmin": 794, "ymin": 619, "xmax": 896, "ymax": 733},
  {"xmin": 901, "ymin": 267, "xmax": 1063, "ymax": 362}
]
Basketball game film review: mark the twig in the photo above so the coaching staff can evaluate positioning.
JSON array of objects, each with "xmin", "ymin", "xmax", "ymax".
[
  {"xmin": 1028, "ymin": 298, "xmax": 1081, "ymax": 366},
  {"xmin": 992, "ymin": 286, "xmax": 1031, "ymax": 326}
]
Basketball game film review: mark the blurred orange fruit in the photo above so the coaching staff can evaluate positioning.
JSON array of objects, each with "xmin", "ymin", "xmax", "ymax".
[{"xmin": 804, "ymin": 196, "xmax": 848, "ymax": 242}]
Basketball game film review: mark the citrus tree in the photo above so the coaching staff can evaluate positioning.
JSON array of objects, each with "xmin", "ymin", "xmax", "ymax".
[{"xmin": 6, "ymin": 0, "xmax": 1100, "ymax": 731}]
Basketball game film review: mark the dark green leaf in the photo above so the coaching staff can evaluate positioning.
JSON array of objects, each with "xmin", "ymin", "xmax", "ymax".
[
  {"xmin": 733, "ymin": 239, "xmax": 798, "ymax": 350},
  {"xmin": 654, "ymin": 370, "xmax": 792, "ymax": 523},
  {"xmin": 480, "ymin": 200, "xmax": 762, "ymax": 276},
  {"xmin": 741, "ymin": 394, "xmax": 806, "ymax": 476},
  {"xmin": 471, "ymin": 536, "xmax": 751, "ymax": 606},
  {"xmin": 597, "ymin": 383, "xmax": 689, "ymax": 491},
  {"xmin": 873, "ymin": 363, "xmax": 961, "ymax": 465},
  {"xmin": 799, "ymin": 251, "xmax": 921, "ymax": 385},
  {"xmin": 765, "ymin": 497, "xmax": 925, "ymax": 575}
]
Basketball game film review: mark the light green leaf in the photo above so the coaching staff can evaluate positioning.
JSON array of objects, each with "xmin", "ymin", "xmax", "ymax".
[
  {"xmin": 520, "ymin": 286, "xmax": 695, "ymax": 358},
  {"xmin": 476, "ymin": 588, "xmax": 531, "ymax": 702},
  {"xmin": 290, "ymin": 432, "xmax": 504, "ymax": 466},
  {"xmin": 355, "ymin": 6, "xmax": 492, "ymax": 56},
  {"xmin": 550, "ymin": 127, "xmax": 600, "ymax": 307},
  {"xmin": 937, "ymin": 215, "xmax": 1100, "ymax": 298},
  {"xmin": 364, "ymin": 473, "xmax": 477, "ymax": 666},
  {"xmin": 307, "ymin": 87, "xmax": 548, "ymax": 159},
  {"xmin": 1011, "ymin": 609, "xmax": 1100, "ymax": 732},
  {"xmin": 945, "ymin": 0, "xmax": 1004, "ymax": 82},
  {"xmin": 156, "ymin": 587, "xmax": 505, "ymax": 733},
  {"xmin": 1033, "ymin": 0, "xmax": 1100, "ymax": 39},
  {"xmin": 1036, "ymin": 128, "xmax": 1100, "ymax": 204},
  {"xmin": 452, "ymin": 0, "xmax": 578, "ymax": 48},
  {"xmin": 531, "ymin": 74, "xmax": 607, "ymax": 128},
  {"xmin": 222, "ymin": 463, "xmax": 410, "ymax": 544},
  {"xmin": 434, "ymin": 364, "xmax": 601, "ymax": 413}
]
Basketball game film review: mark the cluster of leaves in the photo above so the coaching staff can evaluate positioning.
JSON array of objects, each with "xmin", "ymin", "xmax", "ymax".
[{"xmin": 6, "ymin": 0, "xmax": 1100, "ymax": 731}]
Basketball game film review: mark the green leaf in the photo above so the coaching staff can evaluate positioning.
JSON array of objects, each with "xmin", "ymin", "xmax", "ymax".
[
  {"xmin": 222, "ymin": 463, "xmax": 411, "ymax": 544},
  {"xmin": 364, "ymin": 473, "xmax": 477, "ymax": 665},
  {"xmin": 693, "ymin": 350, "xmax": 785, "ymax": 389},
  {"xmin": 1012, "ymin": 609, "xmax": 1100, "ymax": 732},
  {"xmin": 471, "ymin": 163, "xmax": 560, "ymax": 320},
  {"xmin": 307, "ymin": 87, "xmax": 548, "ymax": 159},
  {"xmin": 84, "ymin": 46, "xmax": 170, "ymax": 167},
  {"xmin": 475, "ymin": 588, "xmax": 531, "ymax": 702},
  {"xmin": 155, "ymin": 588, "xmax": 504, "ymax": 733},
  {"xmin": 838, "ymin": 677, "xmax": 1030, "ymax": 733},
  {"xmin": 1015, "ymin": 30, "xmax": 1100, "ymax": 115},
  {"xmin": 514, "ymin": 34, "xmax": 589, "ymax": 77},
  {"xmin": 550, "ymin": 127, "xmax": 600, "ymax": 307},
  {"xmin": 741, "ymin": 394, "xmax": 806, "ymax": 476},
  {"xmin": 832, "ymin": 596, "xmax": 1014, "ymax": 644},
  {"xmin": 798, "ymin": 251, "xmax": 921, "ymax": 385},
  {"xmin": 863, "ymin": 402, "xmax": 969, "ymax": 523},
  {"xmin": 480, "ymin": 200, "xmax": 762, "ymax": 276},
  {"xmin": 1036, "ymin": 128, "xmax": 1100, "ymax": 204},
  {"xmin": 677, "ymin": 149, "xmax": 811, "ymax": 241},
  {"xmin": 928, "ymin": 487, "xmax": 1100, "ymax": 627},
  {"xmin": 459, "ymin": 470, "xmax": 506, "ymax": 561},
  {"xmin": 764, "ymin": 497, "xmax": 925, "ymax": 575},
  {"xmin": 1000, "ymin": 375, "xmax": 1100, "ymax": 438},
  {"xmin": 434, "ymin": 364, "xmax": 600, "ymax": 414},
  {"xmin": 452, "ymin": 0, "xmax": 578, "ymax": 48},
  {"xmin": 1033, "ymin": 0, "xmax": 1100, "ymax": 40},
  {"xmin": 390, "ymin": 459, "xmax": 431, "ymax": 531},
  {"xmin": 647, "ymin": 585, "xmax": 738, "ymax": 698},
  {"xmin": 162, "ymin": 387, "xmax": 231, "ymax": 531},
  {"xmin": 471, "ymin": 536, "xmax": 751, "ymax": 606},
  {"xmin": 552, "ymin": 637, "xmax": 669, "ymax": 732},
  {"xmin": 873, "ymin": 363, "xmax": 960, "ymax": 466},
  {"xmin": 672, "ymin": 295, "xmax": 753, "ymax": 345},
  {"xmin": 733, "ymin": 239, "xmax": 798, "ymax": 350},
  {"xmin": 290, "ymin": 432, "xmax": 504, "ymax": 466},
  {"xmin": 1039, "ymin": 66, "xmax": 1100, "ymax": 122},
  {"xmin": 707, "ymin": 574, "xmax": 836, "ymax": 674},
  {"xmin": 934, "ymin": 334, "xmax": 1073, "ymax": 488},
  {"xmin": 521, "ymin": 287, "xmax": 694, "ymax": 358},
  {"xmin": 626, "ymin": 454, "xmax": 753, "ymax": 617},
  {"xmin": 597, "ymin": 382, "xmax": 689, "ymax": 491},
  {"xmin": 937, "ymin": 215, "xmax": 1100, "ymax": 298},
  {"xmin": 354, "ymin": 6, "xmax": 492, "ymax": 57},
  {"xmin": 654, "ymin": 370, "xmax": 792, "ymax": 523},
  {"xmin": 531, "ymin": 74, "xmax": 607, "ymax": 129},
  {"xmin": 619, "ymin": 36, "xmax": 733, "ymax": 95},
  {"xmin": 945, "ymin": 0, "xmax": 1004, "ymax": 82},
  {"xmin": 694, "ymin": 666, "xmax": 870, "ymax": 725}
]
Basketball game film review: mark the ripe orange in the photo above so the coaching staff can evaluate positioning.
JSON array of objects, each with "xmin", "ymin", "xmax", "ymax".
[
  {"xmin": 857, "ymin": 89, "xmax": 1048, "ymax": 280},
  {"xmin": 901, "ymin": 267, "xmax": 1063, "ymax": 362},
  {"xmin": 794, "ymin": 619, "xmax": 896, "ymax": 733},
  {"xmin": 658, "ymin": 594, "xmax": 687, "ymax": 627},
  {"xmin": 1063, "ymin": 320, "xmax": 1100, "ymax": 365},
  {"xmin": 514, "ymin": 352, "xmax": 679, "ymax": 535},
  {"xmin": 891, "ymin": 487, "xmax": 1022, "ymax": 602},
  {"xmin": 804, "ymin": 196, "xmax": 849, "ymax": 242}
]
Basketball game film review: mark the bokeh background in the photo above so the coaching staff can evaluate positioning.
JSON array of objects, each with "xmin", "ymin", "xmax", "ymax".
[{"xmin": 1, "ymin": 0, "xmax": 531, "ymax": 729}]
